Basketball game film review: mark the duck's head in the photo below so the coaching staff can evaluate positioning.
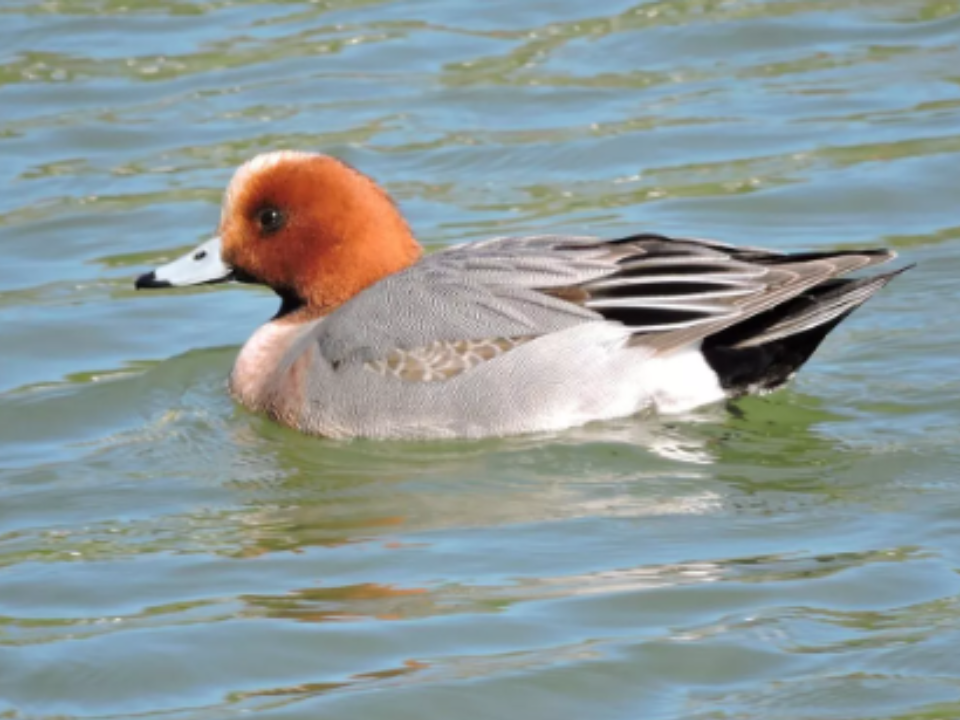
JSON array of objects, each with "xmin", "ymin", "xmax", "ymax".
[{"xmin": 135, "ymin": 151, "xmax": 422, "ymax": 318}]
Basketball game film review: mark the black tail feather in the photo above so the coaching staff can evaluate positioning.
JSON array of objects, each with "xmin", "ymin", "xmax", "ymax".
[
  {"xmin": 702, "ymin": 267, "xmax": 908, "ymax": 394},
  {"xmin": 702, "ymin": 313, "xmax": 850, "ymax": 394}
]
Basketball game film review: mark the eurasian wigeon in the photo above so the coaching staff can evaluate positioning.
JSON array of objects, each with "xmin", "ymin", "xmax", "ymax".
[{"xmin": 135, "ymin": 151, "xmax": 906, "ymax": 439}]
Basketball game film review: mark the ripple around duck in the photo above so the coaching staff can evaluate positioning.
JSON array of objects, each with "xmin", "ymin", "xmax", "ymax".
[{"xmin": 2, "ymin": 0, "xmax": 960, "ymax": 718}]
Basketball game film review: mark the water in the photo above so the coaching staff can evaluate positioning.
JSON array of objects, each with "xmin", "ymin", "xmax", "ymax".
[{"xmin": 2, "ymin": 0, "xmax": 959, "ymax": 717}]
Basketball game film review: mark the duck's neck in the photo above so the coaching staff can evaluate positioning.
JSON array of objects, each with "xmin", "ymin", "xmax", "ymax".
[
  {"xmin": 295, "ymin": 172, "xmax": 423, "ymax": 315},
  {"xmin": 298, "ymin": 233, "xmax": 422, "ymax": 316},
  {"xmin": 275, "ymin": 230, "xmax": 422, "ymax": 324}
]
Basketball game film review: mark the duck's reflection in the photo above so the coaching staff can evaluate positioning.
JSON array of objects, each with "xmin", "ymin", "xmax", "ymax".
[{"xmin": 218, "ymin": 389, "xmax": 852, "ymax": 558}]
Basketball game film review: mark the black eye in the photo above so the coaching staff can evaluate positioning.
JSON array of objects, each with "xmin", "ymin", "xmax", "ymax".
[{"xmin": 256, "ymin": 207, "xmax": 285, "ymax": 235}]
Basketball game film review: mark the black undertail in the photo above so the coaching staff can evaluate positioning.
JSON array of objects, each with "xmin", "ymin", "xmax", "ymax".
[{"xmin": 701, "ymin": 268, "xmax": 907, "ymax": 395}]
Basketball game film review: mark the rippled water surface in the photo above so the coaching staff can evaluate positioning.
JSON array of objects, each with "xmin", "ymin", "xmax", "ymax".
[{"xmin": 2, "ymin": 0, "xmax": 960, "ymax": 717}]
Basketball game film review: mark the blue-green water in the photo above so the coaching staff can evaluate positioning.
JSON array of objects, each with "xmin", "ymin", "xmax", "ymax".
[{"xmin": 2, "ymin": 1, "xmax": 960, "ymax": 718}]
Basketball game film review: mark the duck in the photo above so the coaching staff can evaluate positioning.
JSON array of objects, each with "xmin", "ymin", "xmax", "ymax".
[{"xmin": 135, "ymin": 150, "xmax": 907, "ymax": 440}]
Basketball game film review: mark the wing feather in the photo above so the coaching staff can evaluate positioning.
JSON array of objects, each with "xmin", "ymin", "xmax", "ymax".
[{"xmin": 313, "ymin": 232, "xmax": 897, "ymax": 379}]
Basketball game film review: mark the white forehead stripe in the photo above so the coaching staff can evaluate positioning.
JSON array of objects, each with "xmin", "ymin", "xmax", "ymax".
[{"xmin": 222, "ymin": 150, "xmax": 319, "ymax": 217}]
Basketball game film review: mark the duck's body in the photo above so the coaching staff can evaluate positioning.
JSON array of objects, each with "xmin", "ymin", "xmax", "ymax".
[{"xmin": 136, "ymin": 151, "xmax": 904, "ymax": 440}]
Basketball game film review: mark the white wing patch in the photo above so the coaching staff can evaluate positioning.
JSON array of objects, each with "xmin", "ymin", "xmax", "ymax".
[{"xmin": 365, "ymin": 337, "xmax": 535, "ymax": 382}]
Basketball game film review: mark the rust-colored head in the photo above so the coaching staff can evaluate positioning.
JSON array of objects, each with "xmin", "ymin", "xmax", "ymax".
[{"xmin": 219, "ymin": 151, "xmax": 421, "ymax": 318}]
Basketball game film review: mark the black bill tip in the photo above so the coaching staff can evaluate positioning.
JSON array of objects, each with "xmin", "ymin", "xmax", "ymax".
[{"xmin": 135, "ymin": 271, "xmax": 171, "ymax": 290}]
